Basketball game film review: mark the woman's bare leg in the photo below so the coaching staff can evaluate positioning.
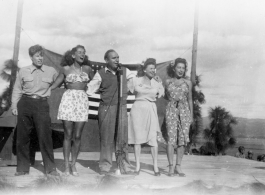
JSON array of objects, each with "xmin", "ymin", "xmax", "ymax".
[
  {"xmin": 151, "ymin": 146, "xmax": 159, "ymax": 172},
  {"xmin": 176, "ymin": 145, "xmax": 185, "ymax": 174},
  {"xmin": 62, "ymin": 120, "xmax": 74, "ymax": 174},
  {"xmin": 71, "ymin": 122, "xmax": 86, "ymax": 174},
  {"xmin": 134, "ymin": 144, "xmax": 141, "ymax": 171},
  {"xmin": 167, "ymin": 144, "xmax": 174, "ymax": 175}
]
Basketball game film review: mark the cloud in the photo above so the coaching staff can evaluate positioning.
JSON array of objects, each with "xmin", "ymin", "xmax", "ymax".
[
  {"xmin": 1, "ymin": 0, "xmax": 265, "ymax": 119},
  {"xmin": 151, "ymin": 34, "xmax": 192, "ymax": 51}
]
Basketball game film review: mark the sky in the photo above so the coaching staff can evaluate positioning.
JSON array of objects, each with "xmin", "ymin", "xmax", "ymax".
[{"xmin": 0, "ymin": 0, "xmax": 265, "ymax": 119}]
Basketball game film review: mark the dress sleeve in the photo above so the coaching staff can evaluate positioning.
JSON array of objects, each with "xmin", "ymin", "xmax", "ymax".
[
  {"xmin": 151, "ymin": 79, "xmax": 164, "ymax": 98},
  {"xmin": 157, "ymin": 82, "xmax": 165, "ymax": 98},
  {"xmin": 127, "ymin": 77, "xmax": 136, "ymax": 94},
  {"xmin": 126, "ymin": 68, "xmax": 136, "ymax": 80}
]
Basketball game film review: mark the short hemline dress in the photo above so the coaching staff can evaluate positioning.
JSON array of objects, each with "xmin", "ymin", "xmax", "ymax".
[{"xmin": 57, "ymin": 71, "xmax": 90, "ymax": 122}]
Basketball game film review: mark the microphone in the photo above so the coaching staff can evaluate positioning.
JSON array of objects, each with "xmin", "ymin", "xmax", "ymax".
[{"xmin": 117, "ymin": 63, "xmax": 123, "ymax": 75}]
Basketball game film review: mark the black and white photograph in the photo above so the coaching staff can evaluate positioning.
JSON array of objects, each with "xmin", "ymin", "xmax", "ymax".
[{"xmin": 0, "ymin": 0, "xmax": 265, "ymax": 194}]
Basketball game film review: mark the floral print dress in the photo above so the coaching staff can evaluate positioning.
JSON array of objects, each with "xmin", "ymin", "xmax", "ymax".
[{"xmin": 161, "ymin": 79, "xmax": 192, "ymax": 147}]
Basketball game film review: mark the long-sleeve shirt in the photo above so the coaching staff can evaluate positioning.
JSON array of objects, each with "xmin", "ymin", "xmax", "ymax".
[
  {"xmin": 86, "ymin": 67, "xmax": 135, "ymax": 95},
  {"xmin": 11, "ymin": 64, "xmax": 58, "ymax": 110}
]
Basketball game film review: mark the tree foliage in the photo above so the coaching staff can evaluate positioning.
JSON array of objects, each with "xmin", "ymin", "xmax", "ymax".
[
  {"xmin": 0, "ymin": 59, "xmax": 19, "ymax": 113},
  {"xmin": 188, "ymin": 75, "xmax": 205, "ymax": 151},
  {"xmin": 203, "ymin": 106, "xmax": 237, "ymax": 155}
]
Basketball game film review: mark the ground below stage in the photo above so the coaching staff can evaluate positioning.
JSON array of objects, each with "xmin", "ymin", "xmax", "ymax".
[{"xmin": 1, "ymin": 152, "xmax": 265, "ymax": 195}]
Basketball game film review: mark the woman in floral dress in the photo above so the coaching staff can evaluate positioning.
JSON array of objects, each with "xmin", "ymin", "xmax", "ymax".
[
  {"xmin": 162, "ymin": 58, "xmax": 193, "ymax": 177},
  {"xmin": 51, "ymin": 45, "xmax": 94, "ymax": 176}
]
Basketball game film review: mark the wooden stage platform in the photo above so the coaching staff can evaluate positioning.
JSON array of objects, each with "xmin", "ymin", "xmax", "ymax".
[{"xmin": 1, "ymin": 152, "xmax": 265, "ymax": 195}]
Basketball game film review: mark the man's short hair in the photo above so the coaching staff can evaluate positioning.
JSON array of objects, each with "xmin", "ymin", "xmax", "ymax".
[
  {"xmin": 29, "ymin": 45, "xmax": 44, "ymax": 57},
  {"xmin": 104, "ymin": 49, "xmax": 116, "ymax": 60}
]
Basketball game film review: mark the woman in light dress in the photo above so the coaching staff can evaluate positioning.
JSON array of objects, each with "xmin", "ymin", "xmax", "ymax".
[
  {"xmin": 128, "ymin": 58, "xmax": 164, "ymax": 176},
  {"xmin": 51, "ymin": 45, "xmax": 94, "ymax": 176}
]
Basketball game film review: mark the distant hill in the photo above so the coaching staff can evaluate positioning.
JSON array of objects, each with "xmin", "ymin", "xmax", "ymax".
[{"xmin": 202, "ymin": 117, "xmax": 265, "ymax": 138}]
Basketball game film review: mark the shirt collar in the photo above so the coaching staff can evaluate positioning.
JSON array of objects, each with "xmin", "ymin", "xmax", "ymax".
[
  {"xmin": 29, "ymin": 64, "xmax": 45, "ymax": 73},
  {"xmin": 105, "ymin": 67, "xmax": 116, "ymax": 75}
]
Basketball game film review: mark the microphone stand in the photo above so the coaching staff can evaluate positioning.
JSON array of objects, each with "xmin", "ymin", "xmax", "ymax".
[{"xmin": 114, "ymin": 66, "xmax": 127, "ymax": 174}]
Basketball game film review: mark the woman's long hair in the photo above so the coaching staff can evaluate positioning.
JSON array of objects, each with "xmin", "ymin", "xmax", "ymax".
[
  {"xmin": 60, "ymin": 45, "xmax": 90, "ymax": 66},
  {"xmin": 137, "ymin": 58, "xmax": 156, "ymax": 77},
  {"xmin": 167, "ymin": 58, "xmax": 188, "ymax": 78}
]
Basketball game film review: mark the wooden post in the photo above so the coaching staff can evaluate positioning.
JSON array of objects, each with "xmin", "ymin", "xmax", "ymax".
[
  {"xmin": 4, "ymin": 0, "xmax": 24, "ymax": 166},
  {"xmin": 190, "ymin": 1, "xmax": 199, "ymax": 85},
  {"xmin": 188, "ymin": 1, "xmax": 199, "ymax": 154},
  {"xmin": 10, "ymin": 0, "xmax": 24, "ymax": 91}
]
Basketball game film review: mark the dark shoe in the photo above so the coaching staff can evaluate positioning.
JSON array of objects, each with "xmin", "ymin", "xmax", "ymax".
[
  {"xmin": 168, "ymin": 164, "xmax": 175, "ymax": 177},
  {"xmin": 47, "ymin": 171, "xmax": 60, "ymax": 177},
  {"xmin": 99, "ymin": 170, "xmax": 108, "ymax": 175},
  {"xmin": 174, "ymin": 164, "xmax": 186, "ymax": 177},
  {"xmin": 134, "ymin": 169, "xmax": 141, "ymax": 176},
  {"xmin": 15, "ymin": 171, "xmax": 29, "ymax": 176},
  {"xmin": 154, "ymin": 171, "xmax": 161, "ymax": 176},
  {"xmin": 174, "ymin": 170, "xmax": 186, "ymax": 177},
  {"xmin": 154, "ymin": 168, "xmax": 161, "ymax": 176}
]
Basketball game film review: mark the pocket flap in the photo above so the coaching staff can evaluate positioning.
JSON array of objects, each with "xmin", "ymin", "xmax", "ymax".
[
  {"xmin": 42, "ymin": 78, "xmax": 52, "ymax": 83},
  {"xmin": 23, "ymin": 77, "xmax": 33, "ymax": 82}
]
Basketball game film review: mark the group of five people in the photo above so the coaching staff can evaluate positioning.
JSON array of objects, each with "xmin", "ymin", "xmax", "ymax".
[{"xmin": 11, "ymin": 44, "xmax": 193, "ymax": 177}]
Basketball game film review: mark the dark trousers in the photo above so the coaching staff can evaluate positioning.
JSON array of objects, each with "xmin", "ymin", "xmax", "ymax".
[
  {"xmin": 16, "ymin": 96, "xmax": 56, "ymax": 173},
  {"xmin": 98, "ymin": 104, "xmax": 129, "ymax": 172}
]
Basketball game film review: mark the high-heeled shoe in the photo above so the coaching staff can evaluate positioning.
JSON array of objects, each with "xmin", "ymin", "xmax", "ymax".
[
  {"xmin": 174, "ymin": 164, "xmax": 185, "ymax": 177},
  {"xmin": 168, "ymin": 164, "xmax": 175, "ymax": 177},
  {"xmin": 71, "ymin": 164, "xmax": 79, "ymax": 177},
  {"xmin": 134, "ymin": 169, "xmax": 141, "ymax": 175},
  {"xmin": 63, "ymin": 165, "xmax": 71, "ymax": 177},
  {"xmin": 154, "ymin": 168, "xmax": 161, "ymax": 176}
]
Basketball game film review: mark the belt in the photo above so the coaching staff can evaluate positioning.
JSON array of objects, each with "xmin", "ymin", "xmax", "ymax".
[
  {"xmin": 22, "ymin": 94, "xmax": 48, "ymax": 100},
  {"xmin": 100, "ymin": 102, "xmax": 126, "ymax": 106}
]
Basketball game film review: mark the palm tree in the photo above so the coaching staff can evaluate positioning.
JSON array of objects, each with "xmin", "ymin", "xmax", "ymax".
[
  {"xmin": 0, "ymin": 59, "xmax": 19, "ymax": 111},
  {"xmin": 187, "ymin": 75, "xmax": 205, "ymax": 153},
  {"xmin": 203, "ymin": 106, "xmax": 237, "ymax": 155}
]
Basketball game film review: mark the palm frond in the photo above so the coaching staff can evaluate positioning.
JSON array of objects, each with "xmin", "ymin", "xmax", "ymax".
[
  {"xmin": 3, "ymin": 59, "xmax": 16, "ymax": 70},
  {"xmin": 204, "ymin": 141, "xmax": 216, "ymax": 153},
  {"xmin": 0, "ymin": 71, "xmax": 11, "ymax": 82},
  {"xmin": 195, "ymin": 75, "xmax": 202, "ymax": 87},
  {"xmin": 206, "ymin": 106, "xmax": 237, "ymax": 154},
  {"xmin": 188, "ymin": 74, "xmax": 205, "ymax": 147},
  {"xmin": 203, "ymin": 128, "xmax": 213, "ymax": 140}
]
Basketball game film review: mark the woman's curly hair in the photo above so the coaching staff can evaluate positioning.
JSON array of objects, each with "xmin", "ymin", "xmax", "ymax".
[
  {"xmin": 167, "ymin": 58, "xmax": 188, "ymax": 78},
  {"xmin": 60, "ymin": 45, "xmax": 90, "ymax": 66},
  {"xmin": 137, "ymin": 58, "xmax": 156, "ymax": 77}
]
